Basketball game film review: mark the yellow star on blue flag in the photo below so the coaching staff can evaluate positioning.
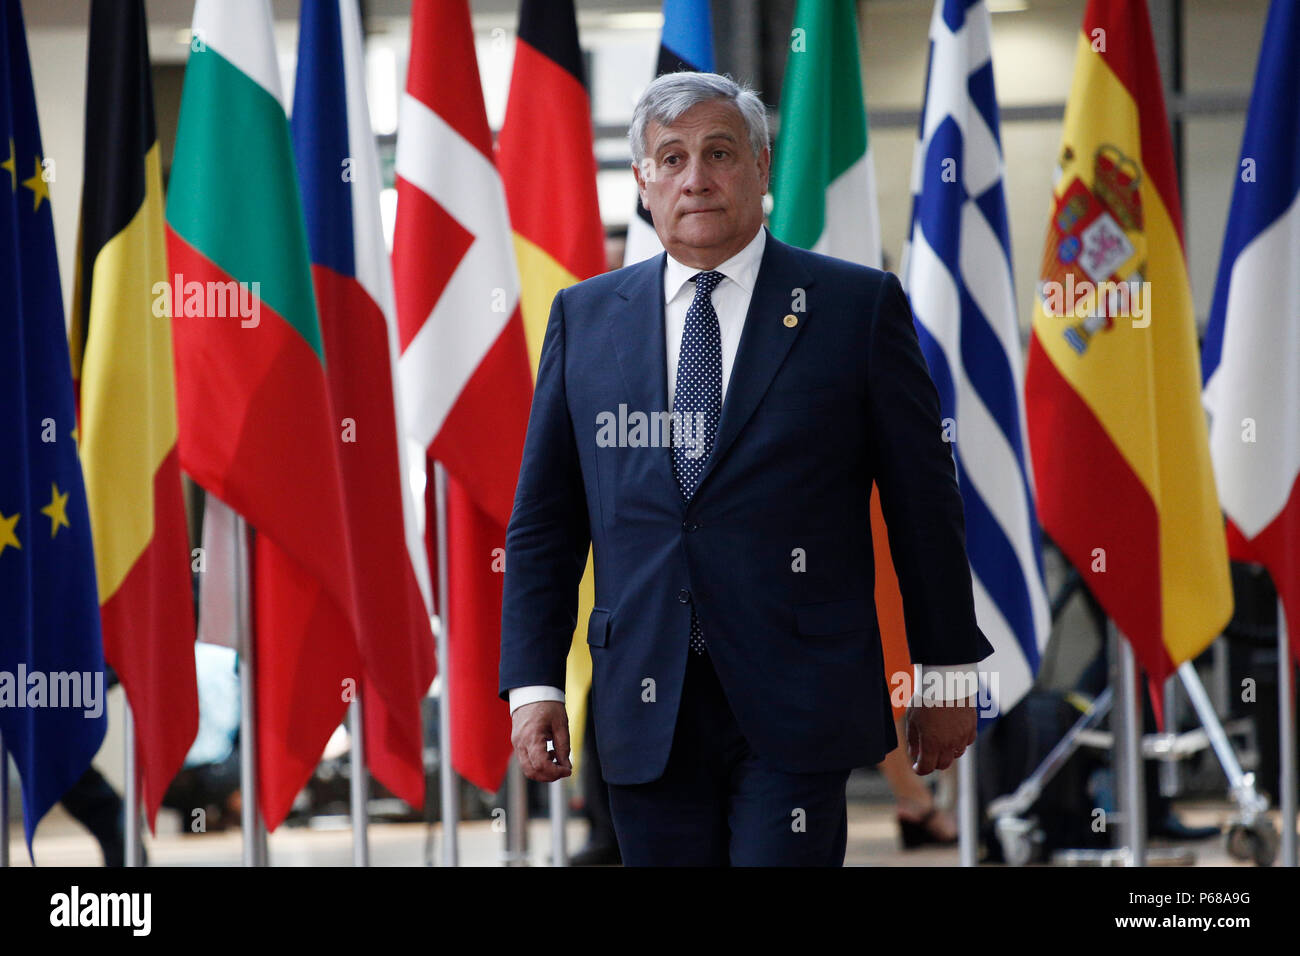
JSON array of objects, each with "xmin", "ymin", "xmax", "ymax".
[{"xmin": 0, "ymin": 0, "xmax": 106, "ymax": 855}]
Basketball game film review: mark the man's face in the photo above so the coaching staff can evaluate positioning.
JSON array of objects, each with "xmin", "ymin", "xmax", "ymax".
[{"xmin": 632, "ymin": 100, "xmax": 770, "ymax": 268}]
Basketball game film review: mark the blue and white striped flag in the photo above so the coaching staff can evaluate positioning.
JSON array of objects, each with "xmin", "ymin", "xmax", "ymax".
[{"xmin": 901, "ymin": 0, "xmax": 1049, "ymax": 720}]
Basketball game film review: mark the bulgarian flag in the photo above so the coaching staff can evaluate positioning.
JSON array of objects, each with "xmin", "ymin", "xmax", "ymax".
[
  {"xmin": 1025, "ymin": 0, "xmax": 1232, "ymax": 690},
  {"xmin": 496, "ymin": 0, "xmax": 607, "ymax": 767},
  {"xmin": 70, "ymin": 0, "xmax": 197, "ymax": 831},
  {"xmin": 291, "ymin": 0, "xmax": 437, "ymax": 809},
  {"xmin": 395, "ymin": 0, "xmax": 534, "ymax": 793},
  {"xmin": 768, "ymin": 0, "xmax": 908, "ymax": 715},
  {"xmin": 166, "ymin": 0, "xmax": 361, "ymax": 829}
]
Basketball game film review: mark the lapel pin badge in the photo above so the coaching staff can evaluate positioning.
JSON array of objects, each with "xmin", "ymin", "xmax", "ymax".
[{"xmin": 783, "ymin": 313, "xmax": 798, "ymax": 328}]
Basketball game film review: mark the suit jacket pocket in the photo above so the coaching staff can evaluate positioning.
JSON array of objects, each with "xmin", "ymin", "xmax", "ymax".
[
  {"xmin": 587, "ymin": 607, "xmax": 611, "ymax": 647},
  {"xmin": 795, "ymin": 597, "xmax": 873, "ymax": 637}
]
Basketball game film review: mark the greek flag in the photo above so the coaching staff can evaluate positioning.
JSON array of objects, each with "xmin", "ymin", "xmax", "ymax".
[{"xmin": 901, "ymin": 0, "xmax": 1049, "ymax": 719}]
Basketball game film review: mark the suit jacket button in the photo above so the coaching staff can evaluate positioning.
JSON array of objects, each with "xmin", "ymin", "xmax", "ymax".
[
  {"xmin": 682, "ymin": 520, "xmax": 698, "ymax": 532},
  {"xmin": 677, "ymin": 589, "xmax": 691, "ymax": 603},
  {"xmin": 783, "ymin": 313, "xmax": 798, "ymax": 328}
]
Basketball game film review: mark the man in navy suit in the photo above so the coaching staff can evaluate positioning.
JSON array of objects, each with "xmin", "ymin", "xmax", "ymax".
[{"xmin": 500, "ymin": 71, "xmax": 994, "ymax": 866}]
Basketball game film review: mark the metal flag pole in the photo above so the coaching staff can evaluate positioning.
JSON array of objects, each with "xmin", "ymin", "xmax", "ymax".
[
  {"xmin": 0, "ymin": 731, "xmax": 9, "ymax": 867},
  {"xmin": 235, "ymin": 514, "xmax": 267, "ymax": 866},
  {"xmin": 505, "ymin": 759, "xmax": 529, "ymax": 866},
  {"xmin": 1109, "ymin": 626, "xmax": 1130, "ymax": 858},
  {"xmin": 957, "ymin": 743, "xmax": 978, "ymax": 866},
  {"xmin": 433, "ymin": 461, "xmax": 459, "ymax": 866},
  {"xmin": 124, "ymin": 702, "xmax": 141, "ymax": 866},
  {"xmin": 348, "ymin": 694, "xmax": 369, "ymax": 866},
  {"xmin": 550, "ymin": 778, "xmax": 567, "ymax": 866},
  {"xmin": 1114, "ymin": 622, "xmax": 1146, "ymax": 865},
  {"xmin": 1279, "ymin": 599, "xmax": 1296, "ymax": 867}
]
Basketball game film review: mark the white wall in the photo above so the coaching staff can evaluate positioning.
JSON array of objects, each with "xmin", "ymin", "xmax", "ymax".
[{"xmin": 26, "ymin": 26, "xmax": 88, "ymax": 332}]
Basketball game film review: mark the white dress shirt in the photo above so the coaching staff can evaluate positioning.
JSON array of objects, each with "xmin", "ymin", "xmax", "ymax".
[{"xmin": 508, "ymin": 226, "xmax": 976, "ymax": 714}]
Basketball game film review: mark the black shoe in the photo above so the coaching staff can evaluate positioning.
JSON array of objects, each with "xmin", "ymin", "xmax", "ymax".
[
  {"xmin": 1150, "ymin": 812, "xmax": 1220, "ymax": 841},
  {"xmin": 569, "ymin": 842, "xmax": 622, "ymax": 866},
  {"xmin": 898, "ymin": 809, "xmax": 958, "ymax": 849}
]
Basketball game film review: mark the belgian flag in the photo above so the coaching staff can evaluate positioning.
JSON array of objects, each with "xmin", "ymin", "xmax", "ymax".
[{"xmin": 70, "ymin": 0, "xmax": 198, "ymax": 830}]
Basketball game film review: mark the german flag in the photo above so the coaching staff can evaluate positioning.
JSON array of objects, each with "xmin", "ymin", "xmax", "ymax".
[
  {"xmin": 1024, "ymin": 0, "xmax": 1231, "ymax": 690},
  {"xmin": 70, "ymin": 0, "xmax": 197, "ymax": 830},
  {"xmin": 497, "ymin": 0, "xmax": 607, "ymax": 761}
]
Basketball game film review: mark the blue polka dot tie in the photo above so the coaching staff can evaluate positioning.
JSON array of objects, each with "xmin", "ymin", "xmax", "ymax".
[{"xmin": 672, "ymin": 270, "xmax": 724, "ymax": 655}]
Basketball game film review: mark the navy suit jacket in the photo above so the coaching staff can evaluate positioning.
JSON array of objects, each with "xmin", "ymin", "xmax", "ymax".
[{"xmin": 499, "ymin": 228, "xmax": 993, "ymax": 785}]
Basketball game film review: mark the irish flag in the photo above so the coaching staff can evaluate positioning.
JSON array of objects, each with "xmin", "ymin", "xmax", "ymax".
[
  {"xmin": 768, "ymin": 0, "xmax": 881, "ymax": 269},
  {"xmin": 769, "ymin": 0, "xmax": 909, "ymax": 713},
  {"xmin": 1024, "ymin": 0, "xmax": 1231, "ymax": 687},
  {"xmin": 166, "ymin": 0, "xmax": 361, "ymax": 829}
]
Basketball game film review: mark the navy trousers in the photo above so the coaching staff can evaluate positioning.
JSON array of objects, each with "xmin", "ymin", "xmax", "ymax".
[{"xmin": 606, "ymin": 647, "xmax": 851, "ymax": 866}]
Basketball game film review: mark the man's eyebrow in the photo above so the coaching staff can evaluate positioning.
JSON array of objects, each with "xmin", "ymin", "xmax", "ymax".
[{"xmin": 652, "ymin": 130, "xmax": 740, "ymax": 153}]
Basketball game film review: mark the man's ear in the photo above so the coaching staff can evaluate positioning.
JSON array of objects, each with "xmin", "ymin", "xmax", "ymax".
[
  {"xmin": 758, "ymin": 145, "xmax": 772, "ymax": 194},
  {"xmin": 633, "ymin": 157, "xmax": 659, "ymax": 208},
  {"xmin": 631, "ymin": 160, "xmax": 649, "ymax": 208}
]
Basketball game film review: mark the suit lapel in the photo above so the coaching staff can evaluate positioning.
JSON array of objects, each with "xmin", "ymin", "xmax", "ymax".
[
  {"xmin": 691, "ymin": 231, "xmax": 814, "ymax": 497},
  {"xmin": 610, "ymin": 233, "xmax": 816, "ymax": 507},
  {"xmin": 613, "ymin": 253, "xmax": 681, "ymax": 505}
]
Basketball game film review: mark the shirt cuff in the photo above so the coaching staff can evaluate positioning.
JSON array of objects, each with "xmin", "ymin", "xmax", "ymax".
[
  {"xmin": 508, "ymin": 685, "xmax": 565, "ymax": 714},
  {"xmin": 916, "ymin": 663, "xmax": 981, "ymax": 704}
]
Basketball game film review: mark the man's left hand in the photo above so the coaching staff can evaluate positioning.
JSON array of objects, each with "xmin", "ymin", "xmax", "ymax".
[{"xmin": 904, "ymin": 698, "xmax": 977, "ymax": 775}]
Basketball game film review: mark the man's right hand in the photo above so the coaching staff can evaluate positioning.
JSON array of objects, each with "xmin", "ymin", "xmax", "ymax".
[{"xmin": 511, "ymin": 701, "xmax": 572, "ymax": 782}]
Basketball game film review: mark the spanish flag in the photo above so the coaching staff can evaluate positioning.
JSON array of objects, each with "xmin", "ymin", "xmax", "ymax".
[
  {"xmin": 1024, "ymin": 0, "xmax": 1231, "ymax": 687},
  {"xmin": 70, "ymin": 0, "xmax": 197, "ymax": 830},
  {"xmin": 496, "ymin": 0, "xmax": 607, "ymax": 761}
]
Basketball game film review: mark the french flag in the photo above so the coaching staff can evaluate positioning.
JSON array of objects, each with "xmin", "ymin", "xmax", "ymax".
[
  {"xmin": 1202, "ymin": 0, "xmax": 1300, "ymax": 661},
  {"xmin": 291, "ymin": 0, "xmax": 437, "ymax": 808}
]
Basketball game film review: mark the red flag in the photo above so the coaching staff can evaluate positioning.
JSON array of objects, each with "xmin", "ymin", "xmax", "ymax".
[
  {"xmin": 166, "ymin": 0, "xmax": 361, "ymax": 830},
  {"xmin": 395, "ymin": 0, "xmax": 533, "ymax": 792},
  {"xmin": 291, "ymin": 0, "xmax": 437, "ymax": 809}
]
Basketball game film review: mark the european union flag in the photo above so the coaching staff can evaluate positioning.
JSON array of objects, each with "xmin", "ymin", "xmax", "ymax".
[{"xmin": 0, "ymin": 0, "xmax": 107, "ymax": 851}]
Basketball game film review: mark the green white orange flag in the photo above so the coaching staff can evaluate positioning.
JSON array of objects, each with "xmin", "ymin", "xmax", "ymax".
[
  {"xmin": 165, "ymin": 0, "xmax": 361, "ymax": 829},
  {"xmin": 496, "ymin": 0, "xmax": 607, "ymax": 765},
  {"xmin": 769, "ymin": 0, "xmax": 909, "ymax": 710},
  {"xmin": 1024, "ymin": 0, "xmax": 1232, "ymax": 689},
  {"xmin": 769, "ymin": 0, "xmax": 881, "ymax": 267},
  {"xmin": 70, "ymin": 0, "xmax": 197, "ymax": 831}
]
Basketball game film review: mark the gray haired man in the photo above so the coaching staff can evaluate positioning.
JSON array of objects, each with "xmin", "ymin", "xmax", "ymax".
[{"xmin": 500, "ymin": 71, "xmax": 990, "ymax": 866}]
